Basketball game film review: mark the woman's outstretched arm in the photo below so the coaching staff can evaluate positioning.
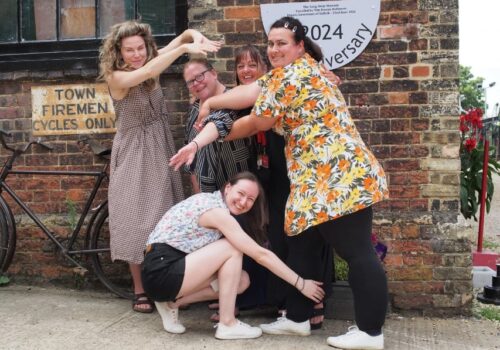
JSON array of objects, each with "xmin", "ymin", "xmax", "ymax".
[
  {"xmin": 169, "ymin": 114, "xmax": 276, "ymax": 171},
  {"xmin": 199, "ymin": 208, "xmax": 325, "ymax": 303},
  {"xmin": 196, "ymin": 82, "xmax": 261, "ymax": 129},
  {"xmin": 108, "ymin": 32, "xmax": 221, "ymax": 96}
]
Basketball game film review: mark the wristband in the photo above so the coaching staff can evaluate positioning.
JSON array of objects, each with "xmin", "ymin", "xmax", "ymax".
[
  {"xmin": 294, "ymin": 275, "xmax": 300, "ymax": 288},
  {"xmin": 191, "ymin": 140, "xmax": 199, "ymax": 152}
]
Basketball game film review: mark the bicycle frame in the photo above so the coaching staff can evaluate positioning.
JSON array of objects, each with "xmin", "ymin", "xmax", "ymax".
[{"xmin": 0, "ymin": 149, "xmax": 109, "ymax": 269}]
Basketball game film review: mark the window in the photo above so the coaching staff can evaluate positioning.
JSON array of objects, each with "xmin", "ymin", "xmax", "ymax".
[{"xmin": 0, "ymin": 0, "xmax": 187, "ymax": 71}]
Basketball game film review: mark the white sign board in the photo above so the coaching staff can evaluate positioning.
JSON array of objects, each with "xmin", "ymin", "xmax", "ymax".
[
  {"xmin": 32, "ymin": 83, "xmax": 116, "ymax": 136},
  {"xmin": 260, "ymin": 0, "xmax": 380, "ymax": 70}
]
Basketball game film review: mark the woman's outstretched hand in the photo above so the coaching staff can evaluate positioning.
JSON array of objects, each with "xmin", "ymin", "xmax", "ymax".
[
  {"xmin": 169, "ymin": 142, "xmax": 197, "ymax": 171},
  {"xmin": 300, "ymin": 279, "xmax": 325, "ymax": 303},
  {"xmin": 185, "ymin": 38, "xmax": 222, "ymax": 57}
]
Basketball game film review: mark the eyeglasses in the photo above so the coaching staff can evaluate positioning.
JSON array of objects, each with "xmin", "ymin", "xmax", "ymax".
[{"xmin": 185, "ymin": 69, "xmax": 212, "ymax": 88}]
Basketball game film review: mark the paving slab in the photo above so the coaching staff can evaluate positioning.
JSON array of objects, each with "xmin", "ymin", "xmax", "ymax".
[{"xmin": 0, "ymin": 285, "xmax": 499, "ymax": 350}]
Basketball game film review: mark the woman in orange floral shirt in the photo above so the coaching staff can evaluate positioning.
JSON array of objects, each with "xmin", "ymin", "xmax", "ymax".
[{"xmin": 171, "ymin": 16, "xmax": 389, "ymax": 349}]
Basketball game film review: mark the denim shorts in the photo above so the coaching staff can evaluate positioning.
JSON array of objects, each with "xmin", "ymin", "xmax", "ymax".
[{"xmin": 141, "ymin": 243, "xmax": 186, "ymax": 302}]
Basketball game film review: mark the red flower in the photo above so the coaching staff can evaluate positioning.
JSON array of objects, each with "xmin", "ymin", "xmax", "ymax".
[{"xmin": 464, "ymin": 137, "xmax": 477, "ymax": 152}]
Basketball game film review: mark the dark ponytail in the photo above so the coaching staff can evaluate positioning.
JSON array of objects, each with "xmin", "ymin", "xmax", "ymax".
[{"xmin": 270, "ymin": 16, "xmax": 323, "ymax": 62}]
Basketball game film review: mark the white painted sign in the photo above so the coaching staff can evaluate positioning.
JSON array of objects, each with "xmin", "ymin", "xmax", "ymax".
[
  {"xmin": 260, "ymin": 0, "xmax": 380, "ymax": 69},
  {"xmin": 32, "ymin": 83, "xmax": 116, "ymax": 136}
]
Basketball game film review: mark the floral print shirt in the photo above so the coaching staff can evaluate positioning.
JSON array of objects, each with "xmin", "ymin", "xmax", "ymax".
[
  {"xmin": 253, "ymin": 54, "xmax": 389, "ymax": 236},
  {"xmin": 146, "ymin": 191, "xmax": 227, "ymax": 253}
]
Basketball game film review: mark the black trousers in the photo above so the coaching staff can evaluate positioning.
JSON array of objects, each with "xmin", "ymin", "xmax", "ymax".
[{"xmin": 285, "ymin": 207, "xmax": 388, "ymax": 334}]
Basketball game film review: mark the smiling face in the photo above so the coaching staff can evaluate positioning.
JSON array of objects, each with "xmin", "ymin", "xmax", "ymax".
[
  {"xmin": 266, "ymin": 28, "xmax": 304, "ymax": 68},
  {"xmin": 236, "ymin": 52, "xmax": 266, "ymax": 85},
  {"xmin": 120, "ymin": 35, "xmax": 147, "ymax": 69},
  {"xmin": 223, "ymin": 179, "xmax": 259, "ymax": 216},
  {"xmin": 183, "ymin": 62, "xmax": 219, "ymax": 102}
]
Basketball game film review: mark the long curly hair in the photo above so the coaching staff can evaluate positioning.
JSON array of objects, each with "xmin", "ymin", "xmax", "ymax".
[{"xmin": 98, "ymin": 21, "xmax": 159, "ymax": 89}]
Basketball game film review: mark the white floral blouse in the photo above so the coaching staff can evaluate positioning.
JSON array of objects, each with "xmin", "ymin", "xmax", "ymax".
[
  {"xmin": 252, "ymin": 54, "xmax": 389, "ymax": 236},
  {"xmin": 146, "ymin": 191, "xmax": 227, "ymax": 253}
]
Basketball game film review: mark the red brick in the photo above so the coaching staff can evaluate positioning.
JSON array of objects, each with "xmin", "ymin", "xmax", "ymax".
[
  {"xmin": 409, "ymin": 199, "xmax": 428, "ymax": 210},
  {"xmin": 389, "ymin": 199, "xmax": 409, "ymax": 210},
  {"xmin": 382, "ymin": 66, "xmax": 392, "ymax": 78},
  {"xmin": 66, "ymin": 189, "xmax": 88, "ymax": 202},
  {"xmin": 235, "ymin": 19, "xmax": 253, "ymax": 32},
  {"xmin": 388, "ymin": 92, "xmax": 408, "ymax": 104},
  {"xmin": 389, "ymin": 281, "xmax": 444, "ymax": 294},
  {"xmin": 225, "ymin": 6, "xmax": 260, "ymax": 19},
  {"xmin": 384, "ymin": 159, "xmax": 420, "ymax": 171},
  {"xmin": 25, "ymin": 178, "xmax": 60, "ymax": 190},
  {"xmin": 217, "ymin": 20, "xmax": 235, "ymax": 33},
  {"xmin": 384, "ymin": 254, "xmax": 403, "ymax": 266},
  {"xmin": 391, "ymin": 146, "xmax": 411, "ymax": 158},
  {"xmin": 403, "ymin": 255, "xmax": 423, "ymax": 265},
  {"xmin": 390, "ymin": 185, "xmax": 420, "ymax": 198},
  {"xmin": 411, "ymin": 65, "xmax": 431, "ymax": 78},
  {"xmin": 410, "ymin": 39, "xmax": 428, "ymax": 51},
  {"xmin": 401, "ymin": 225, "xmax": 420, "ymax": 239},
  {"xmin": 397, "ymin": 293, "xmax": 433, "ymax": 309},
  {"xmin": 387, "ymin": 266, "xmax": 433, "ymax": 281},
  {"xmin": 389, "ymin": 173, "xmax": 407, "ymax": 185}
]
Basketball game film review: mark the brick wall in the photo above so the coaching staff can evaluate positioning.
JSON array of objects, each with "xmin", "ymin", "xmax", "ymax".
[
  {"xmin": 188, "ymin": 0, "xmax": 468, "ymax": 316},
  {"xmin": 1, "ymin": 0, "xmax": 470, "ymax": 315},
  {"xmin": 0, "ymin": 68, "xmax": 190, "ymax": 285}
]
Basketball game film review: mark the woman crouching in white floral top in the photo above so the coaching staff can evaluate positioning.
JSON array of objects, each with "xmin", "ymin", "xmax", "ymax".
[{"xmin": 142, "ymin": 171, "xmax": 324, "ymax": 340}]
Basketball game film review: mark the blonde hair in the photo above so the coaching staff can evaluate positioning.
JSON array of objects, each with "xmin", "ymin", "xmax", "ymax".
[{"xmin": 98, "ymin": 21, "xmax": 159, "ymax": 89}]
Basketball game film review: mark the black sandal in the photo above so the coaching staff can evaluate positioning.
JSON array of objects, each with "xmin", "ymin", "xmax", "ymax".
[
  {"xmin": 132, "ymin": 293, "xmax": 154, "ymax": 314},
  {"xmin": 310, "ymin": 303, "xmax": 324, "ymax": 330}
]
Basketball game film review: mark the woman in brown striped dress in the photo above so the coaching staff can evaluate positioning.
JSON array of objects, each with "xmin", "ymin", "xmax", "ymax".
[{"xmin": 98, "ymin": 21, "xmax": 221, "ymax": 312}]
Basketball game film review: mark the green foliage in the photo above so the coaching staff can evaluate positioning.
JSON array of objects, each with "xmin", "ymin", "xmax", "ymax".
[
  {"xmin": 460, "ymin": 144, "xmax": 500, "ymax": 220},
  {"xmin": 482, "ymin": 240, "xmax": 500, "ymax": 251},
  {"xmin": 477, "ymin": 305, "xmax": 500, "ymax": 322},
  {"xmin": 334, "ymin": 254, "xmax": 348, "ymax": 281},
  {"xmin": 65, "ymin": 199, "xmax": 78, "ymax": 232},
  {"xmin": 0, "ymin": 274, "xmax": 10, "ymax": 286},
  {"xmin": 460, "ymin": 65, "xmax": 485, "ymax": 111}
]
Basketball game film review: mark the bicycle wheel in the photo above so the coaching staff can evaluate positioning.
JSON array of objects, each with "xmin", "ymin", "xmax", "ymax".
[
  {"xmin": 88, "ymin": 203, "xmax": 133, "ymax": 299},
  {"xmin": 0, "ymin": 196, "xmax": 16, "ymax": 272}
]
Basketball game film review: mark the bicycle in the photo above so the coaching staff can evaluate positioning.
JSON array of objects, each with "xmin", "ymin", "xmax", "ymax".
[{"xmin": 0, "ymin": 129, "xmax": 132, "ymax": 299}]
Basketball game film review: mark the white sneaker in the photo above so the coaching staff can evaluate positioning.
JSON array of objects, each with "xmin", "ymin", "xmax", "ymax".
[
  {"xmin": 259, "ymin": 316, "xmax": 311, "ymax": 336},
  {"xmin": 155, "ymin": 301, "xmax": 186, "ymax": 334},
  {"xmin": 215, "ymin": 319, "xmax": 262, "ymax": 340},
  {"xmin": 327, "ymin": 326, "xmax": 384, "ymax": 349}
]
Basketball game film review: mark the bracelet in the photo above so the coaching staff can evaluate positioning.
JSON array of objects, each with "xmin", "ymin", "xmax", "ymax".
[
  {"xmin": 300, "ymin": 278, "xmax": 305, "ymax": 292},
  {"xmin": 191, "ymin": 140, "xmax": 199, "ymax": 152},
  {"xmin": 294, "ymin": 275, "xmax": 300, "ymax": 288}
]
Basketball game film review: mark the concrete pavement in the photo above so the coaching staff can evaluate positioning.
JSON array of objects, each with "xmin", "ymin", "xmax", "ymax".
[{"xmin": 0, "ymin": 284, "xmax": 499, "ymax": 350}]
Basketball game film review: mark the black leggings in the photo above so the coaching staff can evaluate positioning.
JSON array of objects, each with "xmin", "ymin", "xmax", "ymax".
[{"xmin": 285, "ymin": 207, "xmax": 387, "ymax": 334}]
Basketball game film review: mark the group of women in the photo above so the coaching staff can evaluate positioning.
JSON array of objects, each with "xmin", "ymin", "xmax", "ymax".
[{"xmin": 99, "ymin": 15, "xmax": 389, "ymax": 350}]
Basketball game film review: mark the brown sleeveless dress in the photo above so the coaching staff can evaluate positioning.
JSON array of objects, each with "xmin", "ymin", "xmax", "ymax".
[{"xmin": 108, "ymin": 84, "xmax": 184, "ymax": 264}]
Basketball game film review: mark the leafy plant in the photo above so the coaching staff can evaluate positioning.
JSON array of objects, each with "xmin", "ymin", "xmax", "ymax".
[
  {"xmin": 65, "ymin": 198, "xmax": 78, "ymax": 232},
  {"xmin": 459, "ymin": 108, "xmax": 500, "ymax": 220},
  {"xmin": 482, "ymin": 240, "xmax": 500, "ymax": 251},
  {"xmin": 334, "ymin": 254, "xmax": 348, "ymax": 281},
  {"xmin": 0, "ymin": 274, "xmax": 10, "ymax": 286},
  {"xmin": 477, "ymin": 305, "xmax": 500, "ymax": 322},
  {"xmin": 459, "ymin": 65, "xmax": 485, "ymax": 111}
]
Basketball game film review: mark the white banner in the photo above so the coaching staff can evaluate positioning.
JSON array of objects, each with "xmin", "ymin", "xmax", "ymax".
[{"xmin": 260, "ymin": 0, "xmax": 380, "ymax": 69}]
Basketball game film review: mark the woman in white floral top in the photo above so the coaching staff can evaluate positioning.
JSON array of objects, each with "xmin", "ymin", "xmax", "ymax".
[
  {"xmin": 142, "ymin": 171, "xmax": 324, "ymax": 340},
  {"xmin": 170, "ymin": 16, "xmax": 389, "ymax": 350}
]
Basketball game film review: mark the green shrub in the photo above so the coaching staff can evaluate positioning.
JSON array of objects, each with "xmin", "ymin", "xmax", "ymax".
[{"xmin": 334, "ymin": 254, "xmax": 348, "ymax": 281}]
